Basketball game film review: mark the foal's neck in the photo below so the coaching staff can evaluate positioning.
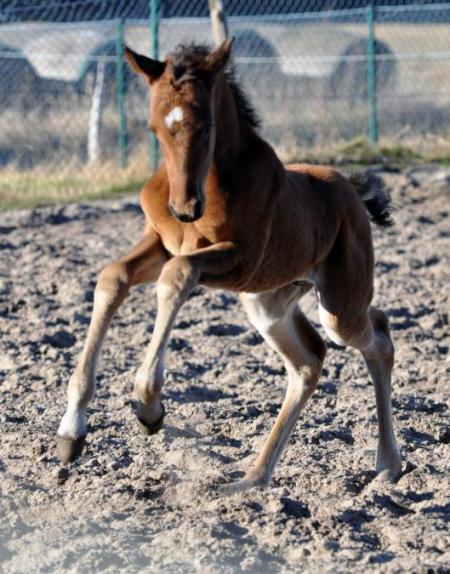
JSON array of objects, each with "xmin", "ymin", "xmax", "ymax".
[{"xmin": 212, "ymin": 74, "xmax": 249, "ymax": 163}]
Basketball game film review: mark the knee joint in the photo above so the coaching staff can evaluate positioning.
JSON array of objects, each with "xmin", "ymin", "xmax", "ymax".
[
  {"xmin": 157, "ymin": 257, "xmax": 197, "ymax": 303},
  {"xmin": 290, "ymin": 341, "xmax": 326, "ymax": 383},
  {"xmin": 96, "ymin": 262, "xmax": 130, "ymax": 302},
  {"xmin": 365, "ymin": 332, "xmax": 394, "ymax": 362},
  {"xmin": 365, "ymin": 308, "xmax": 394, "ymax": 361}
]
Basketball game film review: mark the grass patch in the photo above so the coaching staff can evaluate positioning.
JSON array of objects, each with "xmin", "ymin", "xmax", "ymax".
[
  {"xmin": 336, "ymin": 138, "xmax": 420, "ymax": 164},
  {"xmin": 284, "ymin": 136, "xmax": 450, "ymax": 167},
  {"xmin": 0, "ymin": 163, "xmax": 148, "ymax": 210},
  {"xmin": 0, "ymin": 175, "xmax": 145, "ymax": 210}
]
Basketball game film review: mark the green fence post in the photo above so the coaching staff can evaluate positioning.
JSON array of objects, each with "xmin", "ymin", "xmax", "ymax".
[
  {"xmin": 116, "ymin": 19, "xmax": 127, "ymax": 169},
  {"xmin": 149, "ymin": 0, "xmax": 159, "ymax": 172},
  {"xmin": 366, "ymin": 4, "xmax": 378, "ymax": 145}
]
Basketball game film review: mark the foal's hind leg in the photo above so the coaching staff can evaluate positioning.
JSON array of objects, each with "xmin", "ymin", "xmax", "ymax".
[
  {"xmin": 363, "ymin": 308, "xmax": 401, "ymax": 480},
  {"xmin": 319, "ymin": 304, "xmax": 401, "ymax": 481},
  {"xmin": 223, "ymin": 284, "xmax": 326, "ymax": 493},
  {"xmin": 57, "ymin": 232, "xmax": 168, "ymax": 464}
]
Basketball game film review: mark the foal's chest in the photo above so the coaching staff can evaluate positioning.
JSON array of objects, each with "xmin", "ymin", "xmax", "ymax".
[
  {"xmin": 162, "ymin": 224, "xmax": 212, "ymax": 256},
  {"xmin": 147, "ymin": 205, "xmax": 232, "ymax": 258}
]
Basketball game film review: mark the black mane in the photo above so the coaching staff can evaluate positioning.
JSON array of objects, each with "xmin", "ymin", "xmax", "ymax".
[{"xmin": 169, "ymin": 42, "xmax": 261, "ymax": 130}]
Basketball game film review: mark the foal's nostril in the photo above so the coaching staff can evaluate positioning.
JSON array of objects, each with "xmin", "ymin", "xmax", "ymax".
[
  {"xmin": 169, "ymin": 199, "xmax": 204, "ymax": 223},
  {"xmin": 177, "ymin": 212, "xmax": 195, "ymax": 223}
]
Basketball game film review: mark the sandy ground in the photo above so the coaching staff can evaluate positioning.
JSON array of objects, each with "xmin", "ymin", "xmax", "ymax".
[{"xmin": 0, "ymin": 166, "xmax": 449, "ymax": 573}]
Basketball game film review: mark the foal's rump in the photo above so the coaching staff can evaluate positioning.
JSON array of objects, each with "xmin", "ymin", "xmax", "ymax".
[{"xmin": 285, "ymin": 163, "xmax": 392, "ymax": 231}]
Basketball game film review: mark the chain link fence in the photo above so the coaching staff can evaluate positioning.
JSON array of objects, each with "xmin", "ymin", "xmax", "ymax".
[{"xmin": 0, "ymin": 1, "xmax": 449, "ymax": 207}]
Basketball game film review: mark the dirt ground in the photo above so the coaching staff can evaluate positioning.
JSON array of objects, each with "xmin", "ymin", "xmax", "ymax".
[{"xmin": 0, "ymin": 166, "xmax": 449, "ymax": 573}]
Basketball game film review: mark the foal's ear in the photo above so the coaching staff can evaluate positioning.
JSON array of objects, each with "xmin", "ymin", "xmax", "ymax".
[
  {"xmin": 125, "ymin": 47, "xmax": 166, "ymax": 84},
  {"xmin": 204, "ymin": 38, "xmax": 233, "ymax": 74}
]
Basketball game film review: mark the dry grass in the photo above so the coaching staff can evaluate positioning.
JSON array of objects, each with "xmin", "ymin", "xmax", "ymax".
[
  {"xmin": 1, "ymin": 136, "xmax": 448, "ymax": 211},
  {"xmin": 0, "ymin": 150, "xmax": 151, "ymax": 210},
  {"xmin": 280, "ymin": 135, "xmax": 450, "ymax": 166},
  {"xmin": 272, "ymin": 130, "xmax": 450, "ymax": 167}
]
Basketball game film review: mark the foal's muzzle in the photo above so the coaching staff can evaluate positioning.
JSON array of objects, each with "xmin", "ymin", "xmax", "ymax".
[{"xmin": 169, "ymin": 196, "xmax": 204, "ymax": 223}]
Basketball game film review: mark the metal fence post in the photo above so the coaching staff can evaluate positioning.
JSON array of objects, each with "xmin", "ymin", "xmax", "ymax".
[
  {"xmin": 116, "ymin": 19, "xmax": 127, "ymax": 169},
  {"xmin": 149, "ymin": 0, "xmax": 159, "ymax": 172},
  {"xmin": 366, "ymin": 4, "xmax": 378, "ymax": 145}
]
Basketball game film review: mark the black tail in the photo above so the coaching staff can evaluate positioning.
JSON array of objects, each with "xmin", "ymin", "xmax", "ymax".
[{"xmin": 349, "ymin": 171, "xmax": 394, "ymax": 227}]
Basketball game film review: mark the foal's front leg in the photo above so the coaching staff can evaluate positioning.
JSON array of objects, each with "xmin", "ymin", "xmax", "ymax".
[
  {"xmin": 134, "ymin": 242, "xmax": 239, "ymax": 431},
  {"xmin": 57, "ymin": 232, "xmax": 168, "ymax": 464}
]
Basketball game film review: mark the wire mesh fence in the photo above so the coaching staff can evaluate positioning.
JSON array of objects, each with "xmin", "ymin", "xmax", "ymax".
[{"xmin": 0, "ymin": 1, "xmax": 449, "ymax": 207}]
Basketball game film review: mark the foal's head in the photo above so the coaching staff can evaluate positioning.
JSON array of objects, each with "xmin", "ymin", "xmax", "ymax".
[{"xmin": 126, "ymin": 40, "xmax": 233, "ymax": 222}]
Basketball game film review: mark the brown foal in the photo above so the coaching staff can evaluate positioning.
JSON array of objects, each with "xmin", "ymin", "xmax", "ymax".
[{"xmin": 57, "ymin": 40, "xmax": 401, "ymax": 491}]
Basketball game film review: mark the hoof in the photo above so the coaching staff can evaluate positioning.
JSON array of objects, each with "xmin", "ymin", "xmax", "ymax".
[
  {"xmin": 218, "ymin": 473, "xmax": 270, "ymax": 496},
  {"xmin": 137, "ymin": 403, "xmax": 165, "ymax": 436},
  {"xmin": 376, "ymin": 453, "xmax": 402, "ymax": 483},
  {"xmin": 56, "ymin": 435, "xmax": 86, "ymax": 465},
  {"xmin": 375, "ymin": 466, "xmax": 401, "ymax": 483}
]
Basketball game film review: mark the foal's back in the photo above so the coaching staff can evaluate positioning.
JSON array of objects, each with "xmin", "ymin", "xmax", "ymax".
[{"xmin": 284, "ymin": 163, "xmax": 367, "ymax": 228}]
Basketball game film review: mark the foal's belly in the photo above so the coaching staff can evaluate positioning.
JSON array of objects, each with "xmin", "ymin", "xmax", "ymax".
[{"xmin": 238, "ymin": 247, "xmax": 315, "ymax": 293}]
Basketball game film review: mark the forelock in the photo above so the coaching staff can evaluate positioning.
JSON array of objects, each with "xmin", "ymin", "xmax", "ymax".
[{"xmin": 168, "ymin": 43, "xmax": 211, "ymax": 84}]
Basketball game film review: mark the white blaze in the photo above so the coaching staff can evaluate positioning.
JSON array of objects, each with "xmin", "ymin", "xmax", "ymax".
[{"xmin": 164, "ymin": 106, "xmax": 184, "ymax": 129}]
